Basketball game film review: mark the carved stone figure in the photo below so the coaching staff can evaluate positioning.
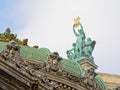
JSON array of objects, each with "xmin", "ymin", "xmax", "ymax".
[
  {"xmin": 0, "ymin": 50, "xmax": 9, "ymax": 60},
  {"xmin": 112, "ymin": 85, "xmax": 120, "ymax": 90},
  {"xmin": 0, "ymin": 40, "xmax": 21, "ymax": 60},
  {"xmin": 29, "ymin": 73, "xmax": 60, "ymax": 90},
  {"xmin": 45, "ymin": 52, "xmax": 63, "ymax": 74},
  {"xmin": 8, "ymin": 40, "xmax": 21, "ymax": 59},
  {"xmin": 38, "ymin": 75, "xmax": 59, "ymax": 90},
  {"xmin": 82, "ymin": 67, "xmax": 98, "ymax": 90}
]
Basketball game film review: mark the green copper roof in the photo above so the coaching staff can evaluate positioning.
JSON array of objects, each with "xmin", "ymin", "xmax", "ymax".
[
  {"xmin": 61, "ymin": 59, "xmax": 83, "ymax": 75},
  {"xmin": 20, "ymin": 46, "xmax": 51, "ymax": 62},
  {"xmin": 0, "ymin": 41, "xmax": 7, "ymax": 50},
  {"xmin": 95, "ymin": 76, "xmax": 108, "ymax": 90},
  {"xmin": 0, "ymin": 41, "xmax": 83, "ymax": 75},
  {"xmin": 0, "ymin": 41, "xmax": 51, "ymax": 61}
]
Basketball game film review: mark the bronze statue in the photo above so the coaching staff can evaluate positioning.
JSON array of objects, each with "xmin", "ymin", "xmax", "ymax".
[
  {"xmin": 73, "ymin": 18, "xmax": 86, "ymax": 57},
  {"xmin": 67, "ymin": 17, "xmax": 96, "ymax": 62},
  {"xmin": 66, "ymin": 43, "xmax": 78, "ymax": 59}
]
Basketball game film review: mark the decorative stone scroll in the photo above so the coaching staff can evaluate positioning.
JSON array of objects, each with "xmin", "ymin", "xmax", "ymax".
[{"xmin": 44, "ymin": 52, "xmax": 63, "ymax": 75}]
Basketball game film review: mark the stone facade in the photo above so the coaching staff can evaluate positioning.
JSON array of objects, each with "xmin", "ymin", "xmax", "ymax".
[
  {"xmin": 98, "ymin": 73, "xmax": 120, "ymax": 90},
  {"xmin": 0, "ymin": 42, "xmax": 105, "ymax": 90},
  {"xmin": 0, "ymin": 29, "xmax": 120, "ymax": 90},
  {"xmin": 79, "ymin": 59, "xmax": 120, "ymax": 90}
]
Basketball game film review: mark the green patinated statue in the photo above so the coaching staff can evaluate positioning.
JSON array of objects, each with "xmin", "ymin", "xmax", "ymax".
[
  {"xmin": 83, "ymin": 37, "xmax": 96, "ymax": 62},
  {"xmin": 66, "ymin": 43, "xmax": 78, "ymax": 59},
  {"xmin": 66, "ymin": 17, "xmax": 96, "ymax": 62},
  {"xmin": 73, "ymin": 21, "xmax": 86, "ymax": 57}
]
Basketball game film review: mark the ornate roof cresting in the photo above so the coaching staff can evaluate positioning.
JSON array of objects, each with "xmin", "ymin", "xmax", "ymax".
[{"xmin": 0, "ymin": 28, "xmax": 28, "ymax": 46}]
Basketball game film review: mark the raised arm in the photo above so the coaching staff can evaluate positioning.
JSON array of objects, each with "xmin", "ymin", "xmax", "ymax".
[
  {"xmin": 79, "ymin": 23, "xmax": 83, "ymax": 32},
  {"xmin": 79, "ymin": 23, "xmax": 86, "ymax": 39},
  {"xmin": 73, "ymin": 23, "xmax": 86, "ymax": 37},
  {"xmin": 73, "ymin": 24, "xmax": 79, "ymax": 36}
]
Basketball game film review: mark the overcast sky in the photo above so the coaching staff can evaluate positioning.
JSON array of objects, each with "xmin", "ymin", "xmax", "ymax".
[{"xmin": 0, "ymin": 0, "xmax": 120, "ymax": 75}]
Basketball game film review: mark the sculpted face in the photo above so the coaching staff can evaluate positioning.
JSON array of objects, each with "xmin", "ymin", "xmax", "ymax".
[{"xmin": 87, "ymin": 67, "xmax": 95, "ymax": 74}]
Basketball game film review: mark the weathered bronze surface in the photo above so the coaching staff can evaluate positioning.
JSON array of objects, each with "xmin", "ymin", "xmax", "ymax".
[{"xmin": 67, "ymin": 17, "xmax": 96, "ymax": 63}]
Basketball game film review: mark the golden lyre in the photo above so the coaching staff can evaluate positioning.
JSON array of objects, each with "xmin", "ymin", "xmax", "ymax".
[{"xmin": 74, "ymin": 17, "xmax": 80, "ymax": 28}]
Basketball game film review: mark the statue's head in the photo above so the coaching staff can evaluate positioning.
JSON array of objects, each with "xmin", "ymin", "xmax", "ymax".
[
  {"xmin": 87, "ymin": 67, "xmax": 95, "ymax": 74},
  {"xmin": 7, "ymin": 40, "xmax": 21, "ymax": 51},
  {"xmin": 87, "ymin": 37, "xmax": 92, "ymax": 42},
  {"xmin": 49, "ymin": 52, "xmax": 62, "ymax": 62},
  {"xmin": 72, "ymin": 43, "xmax": 76, "ymax": 47},
  {"xmin": 50, "ymin": 52, "xmax": 59, "ymax": 60}
]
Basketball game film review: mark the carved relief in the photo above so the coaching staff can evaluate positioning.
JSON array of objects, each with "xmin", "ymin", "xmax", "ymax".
[
  {"xmin": 0, "ymin": 70, "xmax": 30, "ymax": 90},
  {"xmin": 44, "ymin": 52, "xmax": 63, "ymax": 75},
  {"xmin": 0, "ymin": 40, "xmax": 21, "ymax": 61},
  {"xmin": 112, "ymin": 85, "xmax": 120, "ymax": 90},
  {"xmin": 82, "ymin": 67, "xmax": 97, "ymax": 89},
  {"xmin": 0, "ymin": 42, "xmax": 104, "ymax": 90}
]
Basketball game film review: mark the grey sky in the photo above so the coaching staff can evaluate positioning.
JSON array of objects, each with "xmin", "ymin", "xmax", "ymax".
[{"xmin": 0, "ymin": 0, "xmax": 120, "ymax": 75}]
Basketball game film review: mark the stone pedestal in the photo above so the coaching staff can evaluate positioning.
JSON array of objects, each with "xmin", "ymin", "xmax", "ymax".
[{"xmin": 78, "ymin": 59, "xmax": 98, "ymax": 70}]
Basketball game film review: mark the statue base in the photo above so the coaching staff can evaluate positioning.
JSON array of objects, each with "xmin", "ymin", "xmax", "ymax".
[{"xmin": 78, "ymin": 59, "xmax": 98, "ymax": 71}]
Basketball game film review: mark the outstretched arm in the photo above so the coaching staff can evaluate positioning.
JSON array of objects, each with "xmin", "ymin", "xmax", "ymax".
[
  {"xmin": 79, "ymin": 23, "xmax": 86, "ymax": 39},
  {"xmin": 80, "ymin": 23, "xmax": 83, "ymax": 30},
  {"xmin": 73, "ymin": 24, "xmax": 79, "ymax": 36}
]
